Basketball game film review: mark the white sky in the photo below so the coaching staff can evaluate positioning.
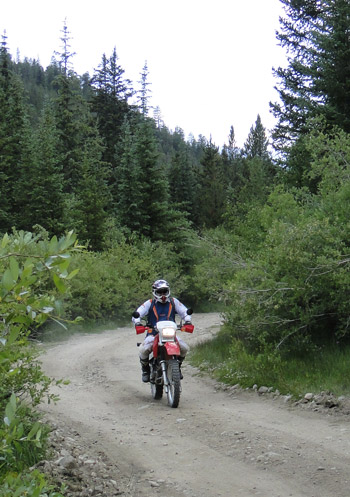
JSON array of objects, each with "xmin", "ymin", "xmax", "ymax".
[{"xmin": 2, "ymin": 0, "xmax": 286, "ymax": 148}]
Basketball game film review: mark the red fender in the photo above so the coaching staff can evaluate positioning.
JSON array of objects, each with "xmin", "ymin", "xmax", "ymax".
[
  {"xmin": 164, "ymin": 341, "xmax": 180, "ymax": 356},
  {"xmin": 152, "ymin": 334, "xmax": 160, "ymax": 357}
]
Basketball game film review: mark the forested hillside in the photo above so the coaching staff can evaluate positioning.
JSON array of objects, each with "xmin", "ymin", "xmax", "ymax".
[
  {"xmin": 2, "ymin": 0, "xmax": 350, "ymax": 349},
  {"xmin": 2, "ymin": 0, "xmax": 350, "ymax": 346}
]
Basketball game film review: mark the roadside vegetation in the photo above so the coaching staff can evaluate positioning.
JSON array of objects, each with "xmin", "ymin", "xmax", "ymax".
[
  {"xmin": 2, "ymin": 1, "xmax": 350, "ymax": 494},
  {"xmin": 190, "ymin": 333, "xmax": 350, "ymax": 399},
  {"xmin": 0, "ymin": 231, "xmax": 81, "ymax": 496}
]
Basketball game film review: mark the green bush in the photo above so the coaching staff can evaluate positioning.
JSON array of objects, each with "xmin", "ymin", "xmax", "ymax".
[
  {"xmin": 0, "ymin": 394, "xmax": 49, "ymax": 477},
  {"xmin": 0, "ymin": 229, "xmax": 82, "ymax": 496},
  {"xmin": 190, "ymin": 329, "xmax": 350, "ymax": 397},
  {"xmin": 223, "ymin": 129, "xmax": 350, "ymax": 353},
  {"xmin": 63, "ymin": 238, "xmax": 192, "ymax": 322},
  {"xmin": 0, "ymin": 230, "xmax": 80, "ymax": 410},
  {"xmin": 0, "ymin": 470, "xmax": 64, "ymax": 497}
]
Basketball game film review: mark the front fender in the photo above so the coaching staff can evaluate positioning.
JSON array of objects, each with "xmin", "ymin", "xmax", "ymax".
[
  {"xmin": 164, "ymin": 341, "xmax": 180, "ymax": 356},
  {"xmin": 152, "ymin": 334, "xmax": 160, "ymax": 357}
]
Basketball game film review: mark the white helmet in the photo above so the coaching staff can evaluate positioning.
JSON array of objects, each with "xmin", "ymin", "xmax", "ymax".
[{"xmin": 152, "ymin": 279, "xmax": 170, "ymax": 303}]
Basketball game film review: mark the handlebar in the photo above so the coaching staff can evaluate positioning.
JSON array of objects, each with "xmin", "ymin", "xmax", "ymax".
[{"xmin": 135, "ymin": 323, "xmax": 194, "ymax": 335}]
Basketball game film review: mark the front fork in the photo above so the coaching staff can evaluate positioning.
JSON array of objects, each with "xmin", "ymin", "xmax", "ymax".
[{"xmin": 160, "ymin": 360, "xmax": 169, "ymax": 392}]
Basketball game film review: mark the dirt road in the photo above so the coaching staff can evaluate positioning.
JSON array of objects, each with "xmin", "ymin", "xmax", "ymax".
[{"xmin": 40, "ymin": 313, "xmax": 350, "ymax": 497}]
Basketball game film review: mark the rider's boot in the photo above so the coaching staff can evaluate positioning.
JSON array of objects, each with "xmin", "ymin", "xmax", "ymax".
[
  {"xmin": 178, "ymin": 356, "xmax": 185, "ymax": 380},
  {"xmin": 140, "ymin": 359, "xmax": 150, "ymax": 383}
]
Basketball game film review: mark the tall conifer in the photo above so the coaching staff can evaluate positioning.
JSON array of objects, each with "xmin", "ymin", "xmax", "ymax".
[
  {"xmin": 0, "ymin": 33, "xmax": 31, "ymax": 232},
  {"xmin": 21, "ymin": 100, "xmax": 65, "ymax": 234},
  {"xmin": 197, "ymin": 140, "xmax": 226, "ymax": 228},
  {"xmin": 243, "ymin": 115, "xmax": 270, "ymax": 160},
  {"xmin": 91, "ymin": 48, "xmax": 133, "ymax": 166},
  {"xmin": 271, "ymin": 0, "xmax": 350, "ymax": 151}
]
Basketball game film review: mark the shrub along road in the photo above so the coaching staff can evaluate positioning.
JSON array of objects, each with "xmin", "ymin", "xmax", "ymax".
[{"xmin": 40, "ymin": 313, "xmax": 350, "ymax": 497}]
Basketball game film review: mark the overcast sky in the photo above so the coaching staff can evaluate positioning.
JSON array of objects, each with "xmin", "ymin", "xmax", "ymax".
[{"xmin": 2, "ymin": 0, "xmax": 286, "ymax": 148}]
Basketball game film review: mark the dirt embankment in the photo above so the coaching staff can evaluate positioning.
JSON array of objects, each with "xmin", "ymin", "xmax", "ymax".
[{"xmin": 39, "ymin": 313, "xmax": 350, "ymax": 497}]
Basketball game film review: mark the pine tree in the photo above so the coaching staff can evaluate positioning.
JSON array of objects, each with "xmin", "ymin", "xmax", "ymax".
[
  {"xmin": 54, "ymin": 19, "xmax": 76, "ymax": 76},
  {"xmin": 134, "ymin": 117, "xmax": 169, "ymax": 239},
  {"xmin": 64, "ymin": 122, "xmax": 111, "ymax": 251},
  {"xmin": 115, "ymin": 115, "xmax": 175, "ymax": 240},
  {"xmin": 114, "ymin": 118, "xmax": 144, "ymax": 234},
  {"xmin": 153, "ymin": 106, "xmax": 164, "ymax": 128},
  {"xmin": 137, "ymin": 61, "xmax": 152, "ymax": 116},
  {"xmin": 0, "ymin": 33, "xmax": 32, "ymax": 232},
  {"xmin": 243, "ymin": 115, "xmax": 270, "ymax": 160},
  {"xmin": 91, "ymin": 48, "xmax": 133, "ymax": 166},
  {"xmin": 271, "ymin": 0, "xmax": 350, "ymax": 151},
  {"xmin": 197, "ymin": 140, "xmax": 226, "ymax": 228},
  {"xmin": 52, "ymin": 23, "xmax": 101, "ymax": 195},
  {"xmin": 222, "ymin": 125, "xmax": 239, "ymax": 160},
  {"xmin": 221, "ymin": 125, "xmax": 244, "ymax": 196},
  {"xmin": 22, "ymin": 100, "xmax": 65, "ymax": 234},
  {"xmin": 225, "ymin": 118, "xmax": 276, "ymax": 226},
  {"xmin": 168, "ymin": 147, "xmax": 197, "ymax": 221}
]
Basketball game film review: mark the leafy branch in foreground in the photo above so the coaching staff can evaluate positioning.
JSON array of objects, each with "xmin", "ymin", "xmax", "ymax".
[{"xmin": 0, "ymin": 229, "xmax": 82, "ymax": 490}]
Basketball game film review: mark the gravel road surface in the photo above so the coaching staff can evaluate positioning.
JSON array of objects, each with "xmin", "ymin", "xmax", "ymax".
[{"xmin": 40, "ymin": 312, "xmax": 350, "ymax": 497}]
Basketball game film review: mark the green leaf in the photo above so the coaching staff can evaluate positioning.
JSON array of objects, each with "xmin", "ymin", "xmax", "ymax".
[
  {"xmin": 1, "ymin": 233, "xmax": 9, "ymax": 248},
  {"xmin": 7, "ymin": 326, "xmax": 22, "ymax": 345},
  {"xmin": 36, "ymin": 427, "xmax": 42, "ymax": 441},
  {"xmin": 53, "ymin": 273, "xmax": 67, "ymax": 294},
  {"xmin": 4, "ymin": 394, "xmax": 17, "ymax": 425},
  {"xmin": 2, "ymin": 268, "xmax": 14, "ymax": 291},
  {"xmin": 27, "ymin": 421, "xmax": 40, "ymax": 440},
  {"xmin": 45, "ymin": 256, "xmax": 56, "ymax": 268},
  {"xmin": 59, "ymin": 258, "xmax": 71, "ymax": 271},
  {"xmin": 9, "ymin": 257, "xmax": 19, "ymax": 282},
  {"xmin": 17, "ymin": 422, "xmax": 24, "ymax": 439},
  {"xmin": 21, "ymin": 262, "xmax": 34, "ymax": 279},
  {"xmin": 23, "ymin": 232, "xmax": 33, "ymax": 244},
  {"xmin": 32, "ymin": 488, "xmax": 41, "ymax": 497},
  {"xmin": 49, "ymin": 235, "xmax": 58, "ymax": 254},
  {"xmin": 11, "ymin": 315, "xmax": 31, "ymax": 325},
  {"xmin": 67, "ymin": 268, "xmax": 80, "ymax": 280}
]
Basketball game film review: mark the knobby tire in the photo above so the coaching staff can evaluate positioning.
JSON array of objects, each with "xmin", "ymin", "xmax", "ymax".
[{"xmin": 167, "ymin": 359, "xmax": 181, "ymax": 408}]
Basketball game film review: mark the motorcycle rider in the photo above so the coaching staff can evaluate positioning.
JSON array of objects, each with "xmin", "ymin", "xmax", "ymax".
[{"xmin": 132, "ymin": 279, "xmax": 192, "ymax": 382}]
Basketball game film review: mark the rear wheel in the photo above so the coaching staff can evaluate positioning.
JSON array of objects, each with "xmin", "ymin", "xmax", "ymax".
[{"xmin": 167, "ymin": 359, "xmax": 181, "ymax": 408}]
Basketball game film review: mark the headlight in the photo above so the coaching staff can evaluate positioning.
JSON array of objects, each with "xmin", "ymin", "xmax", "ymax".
[{"xmin": 161, "ymin": 327, "xmax": 176, "ymax": 339}]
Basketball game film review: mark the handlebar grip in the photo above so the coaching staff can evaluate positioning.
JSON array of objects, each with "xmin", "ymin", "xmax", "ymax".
[
  {"xmin": 181, "ymin": 324, "xmax": 194, "ymax": 333},
  {"xmin": 135, "ymin": 325, "xmax": 146, "ymax": 335}
]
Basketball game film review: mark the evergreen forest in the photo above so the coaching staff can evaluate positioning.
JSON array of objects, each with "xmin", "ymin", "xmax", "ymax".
[{"xmin": 2, "ymin": 1, "xmax": 350, "ymax": 492}]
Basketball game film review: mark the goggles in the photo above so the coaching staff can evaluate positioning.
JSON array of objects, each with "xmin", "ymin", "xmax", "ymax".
[{"xmin": 155, "ymin": 287, "xmax": 169, "ymax": 296}]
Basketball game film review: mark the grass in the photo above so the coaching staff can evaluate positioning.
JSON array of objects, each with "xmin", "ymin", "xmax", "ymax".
[{"xmin": 189, "ymin": 331, "xmax": 350, "ymax": 398}]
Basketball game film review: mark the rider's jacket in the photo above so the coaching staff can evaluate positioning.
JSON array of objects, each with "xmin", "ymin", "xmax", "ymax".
[
  {"xmin": 133, "ymin": 296, "xmax": 190, "ymax": 335},
  {"xmin": 146, "ymin": 298, "xmax": 176, "ymax": 331}
]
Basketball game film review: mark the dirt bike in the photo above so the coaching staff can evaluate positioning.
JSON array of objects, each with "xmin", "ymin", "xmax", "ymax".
[{"xmin": 133, "ymin": 311, "xmax": 194, "ymax": 408}]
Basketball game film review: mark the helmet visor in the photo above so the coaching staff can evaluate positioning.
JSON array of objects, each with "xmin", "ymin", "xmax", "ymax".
[{"xmin": 155, "ymin": 287, "xmax": 169, "ymax": 296}]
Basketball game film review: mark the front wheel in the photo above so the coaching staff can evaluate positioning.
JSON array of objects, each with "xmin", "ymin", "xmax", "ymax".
[
  {"xmin": 150, "ymin": 363, "xmax": 163, "ymax": 400},
  {"xmin": 167, "ymin": 359, "xmax": 181, "ymax": 408}
]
